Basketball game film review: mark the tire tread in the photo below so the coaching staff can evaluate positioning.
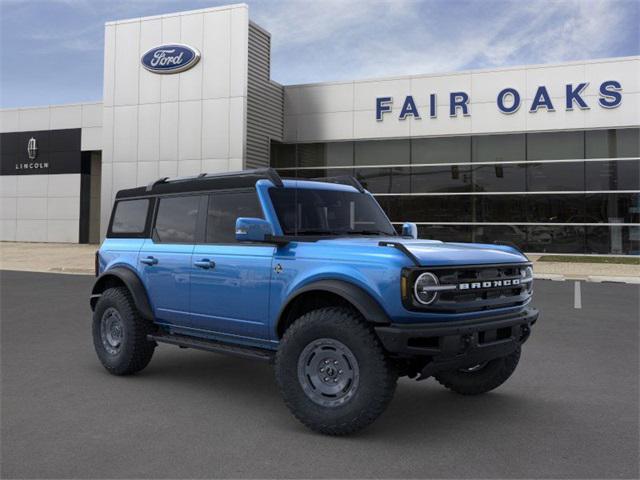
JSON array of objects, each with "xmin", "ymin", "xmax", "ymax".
[
  {"xmin": 275, "ymin": 307, "xmax": 397, "ymax": 435},
  {"xmin": 92, "ymin": 287, "xmax": 155, "ymax": 376},
  {"xmin": 434, "ymin": 348, "xmax": 521, "ymax": 395}
]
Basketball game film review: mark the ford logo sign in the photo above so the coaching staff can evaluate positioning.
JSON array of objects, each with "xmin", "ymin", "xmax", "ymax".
[{"xmin": 141, "ymin": 44, "xmax": 201, "ymax": 74}]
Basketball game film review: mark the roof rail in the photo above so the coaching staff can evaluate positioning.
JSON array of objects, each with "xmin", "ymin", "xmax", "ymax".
[
  {"xmin": 144, "ymin": 168, "xmax": 283, "ymax": 192},
  {"xmin": 192, "ymin": 167, "xmax": 282, "ymax": 184},
  {"xmin": 146, "ymin": 176, "xmax": 169, "ymax": 192},
  {"xmin": 256, "ymin": 167, "xmax": 284, "ymax": 187},
  {"xmin": 311, "ymin": 175, "xmax": 365, "ymax": 193},
  {"xmin": 193, "ymin": 167, "xmax": 283, "ymax": 186}
]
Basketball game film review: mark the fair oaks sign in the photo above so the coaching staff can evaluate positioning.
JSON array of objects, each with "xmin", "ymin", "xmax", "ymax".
[{"xmin": 375, "ymin": 80, "xmax": 623, "ymax": 121}]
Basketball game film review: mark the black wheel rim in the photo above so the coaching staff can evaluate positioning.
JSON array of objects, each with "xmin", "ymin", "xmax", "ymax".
[
  {"xmin": 100, "ymin": 307, "xmax": 124, "ymax": 355},
  {"xmin": 297, "ymin": 338, "xmax": 360, "ymax": 408}
]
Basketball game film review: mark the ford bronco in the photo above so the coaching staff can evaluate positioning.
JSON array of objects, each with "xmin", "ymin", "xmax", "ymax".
[{"xmin": 90, "ymin": 168, "xmax": 537, "ymax": 435}]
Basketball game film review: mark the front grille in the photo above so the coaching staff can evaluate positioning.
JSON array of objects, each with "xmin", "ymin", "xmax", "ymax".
[{"xmin": 404, "ymin": 263, "xmax": 533, "ymax": 314}]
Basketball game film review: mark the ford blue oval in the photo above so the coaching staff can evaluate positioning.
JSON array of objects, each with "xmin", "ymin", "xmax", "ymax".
[{"xmin": 141, "ymin": 44, "xmax": 200, "ymax": 74}]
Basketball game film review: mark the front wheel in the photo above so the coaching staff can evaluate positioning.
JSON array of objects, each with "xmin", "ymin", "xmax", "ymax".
[
  {"xmin": 275, "ymin": 307, "xmax": 397, "ymax": 435},
  {"xmin": 434, "ymin": 348, "xmax": 521, "ymax": 395}
]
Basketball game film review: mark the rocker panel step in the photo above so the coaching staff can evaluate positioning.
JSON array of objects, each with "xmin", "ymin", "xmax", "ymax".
[{"xmin": 148, "ymin": 332, "xmax": 275, "ymax": 363}]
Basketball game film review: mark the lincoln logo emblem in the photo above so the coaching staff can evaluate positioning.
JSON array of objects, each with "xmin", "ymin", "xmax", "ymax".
[{"xmin": 27, "ymin": 137, "xmax": 38, "ymax": 160}]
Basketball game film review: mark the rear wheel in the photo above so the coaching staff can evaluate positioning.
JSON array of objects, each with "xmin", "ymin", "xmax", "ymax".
[
  {"xmin": 275, "ymin": 307, "xmax": 397, "ymax": 435},
  {"xmin": 92, "ymin": 287, "xmax": 156, "ymax": 375},
  {"xmin": 434, "ymin": 348, "xmax": 521, "ymax": 395}
]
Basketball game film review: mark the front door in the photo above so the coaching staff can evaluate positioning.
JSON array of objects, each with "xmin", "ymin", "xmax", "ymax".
[
  {"xmin": 139, "ymin": 194, "xmax": 204, "ymax": 328},
  {"xmin": 189, "ymin": 190, "xmax": 274, "ymax": 341}
]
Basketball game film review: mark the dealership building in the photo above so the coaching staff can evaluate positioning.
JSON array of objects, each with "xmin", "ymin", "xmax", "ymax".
[{"xmin": 1, "ymin": 3, "xmax": 638, "ymax": 253}]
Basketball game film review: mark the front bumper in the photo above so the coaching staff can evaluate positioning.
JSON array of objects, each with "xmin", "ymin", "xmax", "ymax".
[{"xmin": 375, "ymin": 307, "xmax": 538, "ymax": 377}]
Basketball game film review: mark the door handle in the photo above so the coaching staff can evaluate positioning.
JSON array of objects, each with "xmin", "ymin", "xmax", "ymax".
[
  {"xmin": 194, "ymin": 259, "xmax": 216, "ymax": 269},
  {"xmin": 140, "ymin": 256, "xmax": 158, "ymax": 266}
]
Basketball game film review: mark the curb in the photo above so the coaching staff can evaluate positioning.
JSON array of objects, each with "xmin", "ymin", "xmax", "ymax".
[
  {"xmin": 534, "ymin": 273, "xmax": 565, "ymax": 281},
  {"xmin": 48, "ymin": 267, "xmax": 94, "ymax": 275},
  {"xmin": 0, "ymin": 267, "xmax": 94, "ymax": 276},
  {"xmin": 534, "ymin": 273, "xmax": 640, "ymax": 284},
  {"xmin": 587, "ymin": 275, "xmax": 640, "ymax": 284}
]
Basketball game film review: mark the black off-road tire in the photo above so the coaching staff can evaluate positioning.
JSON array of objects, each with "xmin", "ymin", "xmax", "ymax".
[
  {"xmin": 434, "ymin": 348, "xmax": 521, "ymax": 395},
  {"xmin": 92, "ymin": 287, "xmax": 156, "ymax": 375},
  {"xmin": 275, "ymin": 307, "xmax": 397, "ymax": 436}
]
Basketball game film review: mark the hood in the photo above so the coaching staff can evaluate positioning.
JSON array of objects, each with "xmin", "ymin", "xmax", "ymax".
[
  {"xmin": 400, "ymin": 239, "xmax": 527, "ymax": 266},
  {"xmin": 314, "ymin": 236, "xmax": 528, "ymax": 266}
]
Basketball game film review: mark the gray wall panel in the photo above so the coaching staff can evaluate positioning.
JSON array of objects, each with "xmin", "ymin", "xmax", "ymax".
[{"xmin": 246, "ymin": 23, "xmax": 283, "ymax": 169}]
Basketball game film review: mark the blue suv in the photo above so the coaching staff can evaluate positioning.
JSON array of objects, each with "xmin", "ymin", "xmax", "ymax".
[{"xmin": 91, "ymin": 168, "xmax": 538, "ymax": 435}]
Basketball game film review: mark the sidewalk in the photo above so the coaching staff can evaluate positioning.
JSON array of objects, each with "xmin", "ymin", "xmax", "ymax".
[
  {"xmin": 0, "ymin": 242, "xmax": 97, "ymax": 275},
  {"xmin": 1, "ymin": 242, "xmax": 639, "ymax": 283},
  {"xmin": 527, "ymin": 254, "xmax": 640, "ymax": 283}
]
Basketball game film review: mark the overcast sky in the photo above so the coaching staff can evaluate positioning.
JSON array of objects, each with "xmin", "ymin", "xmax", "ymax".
[{"xmin": 1, "ymin": 0, "xmax": 638, "ymax": 108}]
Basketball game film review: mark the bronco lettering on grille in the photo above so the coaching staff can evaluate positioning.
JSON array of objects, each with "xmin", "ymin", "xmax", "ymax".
[{"xmin": 458, "ymin": 278, "xmax": 521, "ymax": 290}]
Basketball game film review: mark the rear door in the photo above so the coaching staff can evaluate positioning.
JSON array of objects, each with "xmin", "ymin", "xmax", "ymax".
[
  {"xmin": 104, "ymin": 197, "xmax": 153, "ymax": 269},
  {"xmin": 190, "ymin": 189, "xmax": 275, "ymax": 341},
  {"xmin": 139, "ymin": 194, "xmax": 205, "ymax": 328}
]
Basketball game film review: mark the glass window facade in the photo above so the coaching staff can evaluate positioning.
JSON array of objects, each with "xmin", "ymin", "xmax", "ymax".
[
  {"xmin": 355, "ymin": 139, "xmax": 409, "ymax": 165},
  {"xmin": 585, "ymin": 160, "xmax": 639, "ymax": 190},
  {"xmin": 472, "ymin": 163, "xmax": 526, "ymax": 192},
  {"xmin": 473, "ymin": 134, "xmax": 525, "ymax": 163},
  {"xmin": 526, "ymin": 161, "xmax": 585, "ymax": 191},
  {"xmin": 526, "ymin": 131, "xmax": 584, "ymax": 160},
  {"xmin": 271, "ymin": 128, "xmax": 640, "ymax": 254},
  {"xmin": 412, "ymin": 137, "xmax": 470, "ymax": 164},
  {"xmin": 585, "ymin": 128, "xmax": 640, "ymax": 158},
  {"xmin": 356, "ymin": 167, "xmax": 410, "ymax": 194},
  {"xmin": 412, "ymin": 165, "xmax": 473, "ymax": 193}
]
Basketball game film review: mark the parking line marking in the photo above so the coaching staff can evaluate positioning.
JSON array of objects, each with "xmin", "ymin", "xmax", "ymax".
[{"xmin": 574, "ymin": 281, "xmax": 582, "ymax": 309}]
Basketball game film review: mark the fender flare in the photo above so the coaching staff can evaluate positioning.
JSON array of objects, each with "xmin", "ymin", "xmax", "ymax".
[
  {"xmin": 90, "ymin": 266, "xmax": 154, "ymax": 321},
  {"xmin": 276, "ymin": 279, "xmax": 390, "ymax": 333}
]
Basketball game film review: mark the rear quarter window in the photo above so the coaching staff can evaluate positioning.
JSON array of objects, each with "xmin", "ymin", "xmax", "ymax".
[{"xmin": 109, "ymin": 199, "xmax": 150, "ymax": 236}]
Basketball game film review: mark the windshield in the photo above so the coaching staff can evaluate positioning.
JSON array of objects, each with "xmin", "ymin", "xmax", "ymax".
[{"xmin": 269, "ymin": 187, "xmax": 397, "ymax": 236}]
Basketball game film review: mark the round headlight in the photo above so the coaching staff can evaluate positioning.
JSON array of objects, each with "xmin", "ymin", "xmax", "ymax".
[{"xmin": 414, "ymin": 272, "xmax": 440, "ymax": 305}]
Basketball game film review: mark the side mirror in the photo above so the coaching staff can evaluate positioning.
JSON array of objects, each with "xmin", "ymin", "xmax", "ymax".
[
  {"xmin": 235, "ymin": 217, "xmax": 273, "ymax": 243},
  {"xmin": 401, "ymin": 222, "xmax": 418, "ymax": 239}
]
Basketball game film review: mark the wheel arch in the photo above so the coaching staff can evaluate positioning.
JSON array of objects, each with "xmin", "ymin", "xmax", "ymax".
[
  {"xmin": 275, "ymin": 279, "xmax": 390, "ymax": 338},
  {"xmin": 90, "ymin": 266, "xmax": 154, "ymax": 321}
]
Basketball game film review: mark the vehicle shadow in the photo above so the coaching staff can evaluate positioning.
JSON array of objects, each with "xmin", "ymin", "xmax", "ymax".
[
  {"xmin": 374, "ymin": 381, "xmax": 540, "ymax": 439},
  {"xmin": 114, "ymin": 346, "xmax": 548, "ymax": 439}
]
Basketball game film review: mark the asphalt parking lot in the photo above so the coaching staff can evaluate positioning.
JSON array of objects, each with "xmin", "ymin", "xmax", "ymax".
[{"xmin": 1, "ymin": 270, "xmax": 638, "ymax": 479}]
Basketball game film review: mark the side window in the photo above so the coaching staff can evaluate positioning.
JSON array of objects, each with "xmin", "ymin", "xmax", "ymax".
[
  {"xmin": 154, "ymin": 195, "xmax": 200, "ymax": 243},
  {"xmin": 110, "ymin": 199, "xmax": 150, "ymax": 236},
  {"xmin": 206, "ymin": 190, "xmax": 263, "ymax": 243}
]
